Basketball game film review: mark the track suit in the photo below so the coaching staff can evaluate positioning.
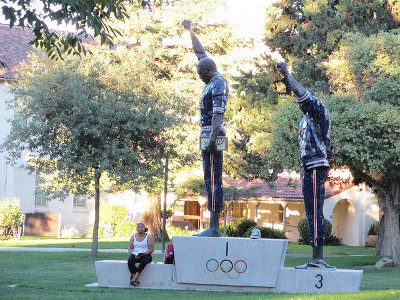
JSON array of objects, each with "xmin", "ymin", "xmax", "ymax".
[
  {"xmin": 297, "ymin": 89, "xmax": 332, "ymax": 247},
  {"xmin": 200, "ymin": 74, "xmax": 229, "ymax": 213}
]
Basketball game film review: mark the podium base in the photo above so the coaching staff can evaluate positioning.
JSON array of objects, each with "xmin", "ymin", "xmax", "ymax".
[
  {"xmin": 92, "ymin": 261, "xmax": 363, "ymax": 293},
  {"xmin": 92, "ymin": 235, "xmax": 362, "ymax": 294}
]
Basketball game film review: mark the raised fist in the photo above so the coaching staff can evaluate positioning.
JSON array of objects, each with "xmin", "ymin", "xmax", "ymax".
[
  {"xmin": 277, "ymin": 62, "xmax": 288, "ymax": 75},
  {"xmin": 182, "ymin": 19, "xmax": 192, "ymax": 30}
]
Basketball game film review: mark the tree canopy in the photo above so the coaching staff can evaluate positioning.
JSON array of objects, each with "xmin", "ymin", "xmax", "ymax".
[
  {"xmin": 264, "ymin": 0, "xmax": 400, "ymax": 94},
  {"xmin": 2, "ymin": 50, "xmax": 186, "ymax": 255}
]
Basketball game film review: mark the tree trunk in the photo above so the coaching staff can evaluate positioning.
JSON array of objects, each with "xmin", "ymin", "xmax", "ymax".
[
  {"xmin": 140, "ymin": 194, "xmax": 162, "ymax": 242},
  {"xmin": 90, "ymin": 171, "xmax": 102, "ymax": 258},
  {"xmin": 375, "ymin": 183, "xmax": 400, "ymax": 265}
]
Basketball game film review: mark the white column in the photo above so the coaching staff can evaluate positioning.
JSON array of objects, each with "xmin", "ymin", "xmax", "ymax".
[{"xmin": 282, "ymin": 203, "xmax": 288, "ymax": 234}]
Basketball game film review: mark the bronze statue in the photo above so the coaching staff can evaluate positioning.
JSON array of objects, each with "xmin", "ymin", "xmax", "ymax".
[
  {"xmin": 182, "ymin": 19, "xmax": 229, "ymax": 237},
  {"xmin": 278, "ymin": 62, "xmax": 336, "ymax": 270}
]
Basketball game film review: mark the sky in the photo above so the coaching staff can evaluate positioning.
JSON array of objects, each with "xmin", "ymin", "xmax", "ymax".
[
  {"xmin": 0, "ymin": 1, "xmax": 78, "ymax": 32},
  {"xmin": 0, "ymin": 0, "xmax": 274, "ymax": 35},
  {"xmin": 217, "ymin": 0, "xmax": 276, "ymax": 39}
]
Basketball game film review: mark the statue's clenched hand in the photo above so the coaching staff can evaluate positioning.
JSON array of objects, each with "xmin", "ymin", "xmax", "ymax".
[
  {"xmin": 277, "ymin": 62, "xmax": 288, "ymax": 75},
  {"xmin": 182, "ymin": 19, "xmax": 192, "ymax": 31}
]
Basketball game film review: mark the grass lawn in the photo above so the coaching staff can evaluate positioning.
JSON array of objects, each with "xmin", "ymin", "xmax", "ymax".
[
  {"xmin": 287, "ymin": 244, "xmax": 376, "ymax": 255},
  {"xmin": 0, "ymin": 245, "xmax": 399, "ymax": 299},
  {"xmin": 0, "ymin": 236, "xmax": 134, "ymax": 249},
  {"xmin": 0, "ymin": 237, "xmax": 376, "ymax": 256}
]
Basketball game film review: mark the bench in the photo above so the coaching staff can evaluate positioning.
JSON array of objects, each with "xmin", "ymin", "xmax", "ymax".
[{"xmin": 95, "ymin": 260, "xmax": 177, "ymax": 288}]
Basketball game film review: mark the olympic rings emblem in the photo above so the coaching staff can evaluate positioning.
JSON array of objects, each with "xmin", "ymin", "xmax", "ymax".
[{"xmin": 206, "ymin": 259, "xmax": 247, "ymax": 280}]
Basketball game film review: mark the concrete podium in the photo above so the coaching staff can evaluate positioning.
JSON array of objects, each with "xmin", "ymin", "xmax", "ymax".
[
  {"xmin": 92, "ymin": 236, "xmax": 363, "ymax": 293},
  {"xmin": 174, "ymin": 236, "xmax": 286, "ymax": 287}
]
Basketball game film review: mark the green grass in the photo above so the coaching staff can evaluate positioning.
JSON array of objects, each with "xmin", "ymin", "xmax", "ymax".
[
  {"xmin": 1, "ymin": 237, "xmax": 376, "ymax": 256},
  {"xmin": 0, "ymin": 249, "xmax": 399, "ymax": 299},
  {"xmin": 286, "ymin": 244, "xmax": 376, "ymax": 255},
  {"xmin": 0, "ymin": 237, "xmax": 164, "ymax": 250}
]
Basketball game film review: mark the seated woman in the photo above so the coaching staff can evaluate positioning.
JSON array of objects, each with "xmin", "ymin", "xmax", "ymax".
[{"xmin": 127, "ymin": 222, "xmax": 154, "ymax": 286}]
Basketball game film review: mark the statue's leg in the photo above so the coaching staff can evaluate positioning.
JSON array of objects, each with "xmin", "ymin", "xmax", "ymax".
[
  {"xmin": 296, "ymin": 167, "xmax": 336, "ymax": 270},
  {"xmin": 193, "ymin": 211, "xmax": 221, "ymax": 237},
  {"xmin": 193, "ymin": 151, "xmax": 222, "ymax": 237}
]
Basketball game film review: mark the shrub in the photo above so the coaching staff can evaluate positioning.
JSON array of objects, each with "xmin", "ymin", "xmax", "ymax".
[
  {"xmin": 245, "ymin": 226, "xmax": 287, "ymax": 239},
  {"xmin": 100, "ymin": 204, "xmax": 128, "ymax": 228},
  {"xmin": 297, "ymin": 217, "xmax": 332, "ymax": 245},
  {"xmin": 114, "ymin": 221, "xmax": 137, "ymax": 237},
  {"xmin": 220, "ymin": 224, "xmax": 240, "ymax": 237},
  {"xmin": 325, "ymin": 235, "xmax": 343, "ymax": 246},
  {"xmin": 235, "ymin": 218, "xmax": 257, "ymax": 237},
  {"xmin": 368, "ymin": 221, "xmax": 379, "ymax": 235},
  {"xmin": 160, "ymin": 208, "xmax": 173, "ymax": 220},
  {"xmin": 61, "ymin": 224, "xmax": 81, "ymax": 237},
  {"xmin": 166, "ymin": 226, "xmax": 198, "ymax": 238},
  {"xmin": 0, "ymin": 197, "xmax": 25, "ymax": 240},
  {"xmin": 85, "ymin": 225, "xmax": 105, "ymax": 238}
]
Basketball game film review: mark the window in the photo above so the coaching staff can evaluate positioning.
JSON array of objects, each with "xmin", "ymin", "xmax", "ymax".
[
  {"xmin": 231, "ymin": 202, "xmax": 245, "ymax": 219},
  {"xmin": 184, "ymin": 201, "xmax": 200, "ymax": 216},
  {"xmin": 35, "ymin": 173, "xmax": 48, "ymax": 206},
  {"xmin": 279, "ymin": 204, "xmax": 283, "ymax": 222},
  {"xmin": 73, "ymin": 196, "xmax": 86, "ymax": 208}
]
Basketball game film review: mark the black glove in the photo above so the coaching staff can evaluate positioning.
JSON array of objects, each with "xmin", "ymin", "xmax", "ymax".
[{"xmin": 277, "ymin": 62, "xmax": 289, "ymax": 76}]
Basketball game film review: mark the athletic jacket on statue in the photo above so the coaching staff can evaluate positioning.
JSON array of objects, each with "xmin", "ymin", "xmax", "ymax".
[
  {"xmin": 199, "ymin": 74, "xmax": 229, "ymax": 136},
  {"xmin": 297, "ymin": 89, "xmax": 333, "ymax": 171}
]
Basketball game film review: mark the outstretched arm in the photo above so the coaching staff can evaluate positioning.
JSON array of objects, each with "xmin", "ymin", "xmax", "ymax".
[
  {"xmin": 277, "ymin": 62, "xmax": 306, "ymax": 97},
  {"xmin": 182, "ymin": 19, "xmax": 207, "ymax": 60}
]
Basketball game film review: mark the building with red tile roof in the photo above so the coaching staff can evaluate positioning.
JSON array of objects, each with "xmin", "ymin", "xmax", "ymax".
[
  {"xmin": 173, "ymin": 171, "xmax": 377, "ymax": 246},
  {"xmin": 0, "ymin": 24, "xmax": 37, "ymax": 80}
]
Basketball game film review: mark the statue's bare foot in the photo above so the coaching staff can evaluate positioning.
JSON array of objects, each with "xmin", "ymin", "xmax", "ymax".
[{"xmin": 193, "ymin": 227, "xmax": 220, "ymax": 237}]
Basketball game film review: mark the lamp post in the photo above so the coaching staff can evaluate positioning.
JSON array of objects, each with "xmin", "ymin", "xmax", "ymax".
[
  {"xmin": 198, "ymin": 197, "xmax": 207, "ymax": 230},
  {"xmin": 161, "ymin": 156, "xmax": 168, "ymax": 253}
]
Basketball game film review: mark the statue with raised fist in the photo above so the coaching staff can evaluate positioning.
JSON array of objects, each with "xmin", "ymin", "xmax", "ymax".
[
  {"xmin": 182, "ymin": 19, "xmax": 229, "ymax": 237},
  {"xmin": 277, "ymin": 62, "xmax": 335, "ymax": 270}
]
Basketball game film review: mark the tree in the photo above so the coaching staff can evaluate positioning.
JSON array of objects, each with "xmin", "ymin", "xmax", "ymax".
[
  {"xmin": 322, "ymin": 30, "xmax": 400, "ymax": 264},
  {"xmin": 264, "ymin": 0, "xmax": 400, "ymax": 94},
  {"xmin": 229, "ymin": 0, "xmax": 400, "ymax": 182},
  {"xmin": 2, "ymin": 51, "xmax": 185, "ymax": 257},
  {"xmin": 0, "ymin": 197, "xmax": 25, "ymax": 240},
  {"xmin": 0, "ymin": 0, "xmax": 149, "ymax": 60}
]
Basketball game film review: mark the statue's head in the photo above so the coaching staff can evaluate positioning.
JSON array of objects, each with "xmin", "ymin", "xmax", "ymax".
[{"xmin": 197, "ymin": 58, "xmax": 218, "ymax": 83}]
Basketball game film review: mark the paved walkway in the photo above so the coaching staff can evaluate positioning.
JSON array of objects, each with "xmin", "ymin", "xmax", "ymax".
[{"xmin": 0, "ymin": 247, "xmax": 368, "ymax": 257}]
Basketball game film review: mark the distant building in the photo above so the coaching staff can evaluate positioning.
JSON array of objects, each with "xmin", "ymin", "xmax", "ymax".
[{"xmin": 173, "ymin": 172, "xmax": 378, "ymax": 246}]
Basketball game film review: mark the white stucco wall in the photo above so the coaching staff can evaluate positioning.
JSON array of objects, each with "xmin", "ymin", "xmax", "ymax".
[
  {"xmin": 33, "ymin": 195, "xmax": 95, "ymax": 235},
  {"xmin": 0, "ymin": 82, "xmax": 37, "ymax": 213},
  {"xmin": 324, "ymin": 184, "xmax": 379, "ymax": 246}
]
